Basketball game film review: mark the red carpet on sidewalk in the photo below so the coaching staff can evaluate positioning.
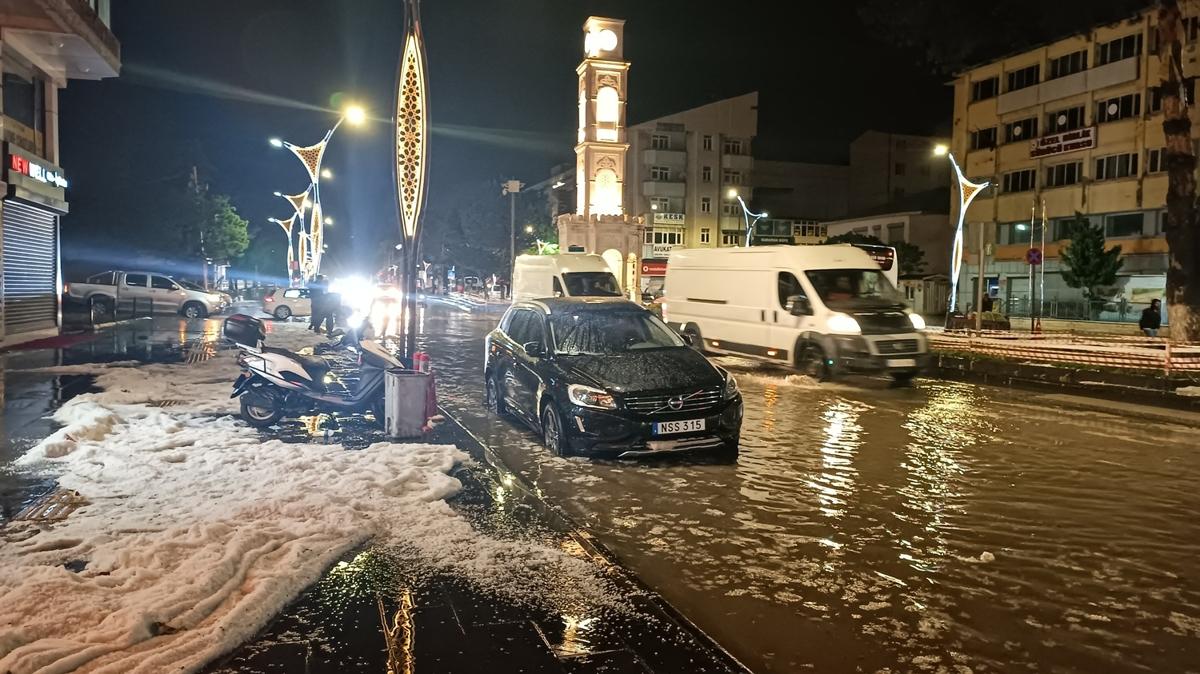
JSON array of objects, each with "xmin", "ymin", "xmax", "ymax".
[{"xmin": 2, "ymin": 332, "xmax": 98, "ymax": 352}]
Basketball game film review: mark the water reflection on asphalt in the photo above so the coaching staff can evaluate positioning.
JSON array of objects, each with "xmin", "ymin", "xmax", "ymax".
[{"xmin": 421, "ymin": 302, "xmax": 1200, "ymax": 673}]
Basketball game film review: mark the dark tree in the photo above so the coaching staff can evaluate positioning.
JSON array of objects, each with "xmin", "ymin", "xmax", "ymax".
[{"xmin": 1060, "ymin": 214, "xmax": 1124, "ymax": 318}]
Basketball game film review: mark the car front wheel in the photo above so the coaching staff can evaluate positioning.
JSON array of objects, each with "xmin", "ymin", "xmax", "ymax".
[
  {"xmin": 541, "ymin": 402, "xmax": 572, "ymax": 458},
  {"xmin": 486, "ymin": 373, "xmax": 510, "ymax": 418},
  {"xmin": 273, "ymin": 305, "xmax": 292, "ymax": 320},
  {"xmin": 798, "ymin": 341, "xmax": 833, "ymax": 382}
]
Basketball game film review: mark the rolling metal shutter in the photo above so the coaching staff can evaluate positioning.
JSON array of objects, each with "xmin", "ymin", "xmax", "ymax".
[{"xmin": 3, "ymin": 200, "xmax": 59, "ymax": 334}]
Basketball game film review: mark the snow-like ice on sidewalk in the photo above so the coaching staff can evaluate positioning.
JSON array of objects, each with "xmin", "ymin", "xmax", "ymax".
[{"xmin": 1, "ymin": 322, "xmax": 623, "ymax": 674}]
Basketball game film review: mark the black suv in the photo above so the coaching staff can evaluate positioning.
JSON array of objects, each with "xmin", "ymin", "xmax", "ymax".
[{"xmin": 484, "ymin": 297, "xmax": 743, "ymax": 459}]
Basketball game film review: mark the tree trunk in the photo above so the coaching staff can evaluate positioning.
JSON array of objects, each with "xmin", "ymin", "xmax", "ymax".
[{"xmin": 1160, "ymin": 0, "xmax": 1200, "ymax": 342}]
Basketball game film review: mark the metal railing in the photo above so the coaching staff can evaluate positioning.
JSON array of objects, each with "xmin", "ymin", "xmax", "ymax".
[
  {"xmin": 930, "ymin": 329, "xmax": 1200, "ymax": 374},
  {"xmin": 1002, "ymin": 294, "xmax": 1162, "ymax": 324}
]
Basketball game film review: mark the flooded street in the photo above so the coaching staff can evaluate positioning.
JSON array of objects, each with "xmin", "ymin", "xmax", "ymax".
[{"xmin": 421, "ymin": 302, "xmax": 1200, "ymax": 673}]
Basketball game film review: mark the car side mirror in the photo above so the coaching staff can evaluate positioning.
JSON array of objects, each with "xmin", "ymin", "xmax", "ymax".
[
  {"xmin": 789, "ymin": 296, "xmax": 812, "ymax": 316},
  {"xmin": 680, "ymin": 332, "xmax": 696, "ymax": 346},
  {"xmin": 522, "ymin": 341, "xmax": 545, "ymax": 358}
]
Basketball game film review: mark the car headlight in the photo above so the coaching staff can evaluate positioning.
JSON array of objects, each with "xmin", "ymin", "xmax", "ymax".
[
  {"xmin": 826, "ymin": 312, "xmax": 861, "ymax": 335},
  {"xmin": 567, "ymin": 384, "xmax": 616, "ymax": 410},
  {"xmin": 723, "ymin": 373, "xmax": 740, "ymax": 400},
  {"xmin": 908, "ymin": 312, "xmax": 926, "ymax": 330}
]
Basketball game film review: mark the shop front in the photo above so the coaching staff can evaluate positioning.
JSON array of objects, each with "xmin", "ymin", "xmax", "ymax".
[{"xmin": 2, "ymin": 143, "xmax": 69, "ymax": 343}]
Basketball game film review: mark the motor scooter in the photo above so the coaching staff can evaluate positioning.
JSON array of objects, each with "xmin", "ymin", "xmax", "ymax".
[{"xmin": 223, "ymin": 314, "xmax": 403, "ymax": 428}]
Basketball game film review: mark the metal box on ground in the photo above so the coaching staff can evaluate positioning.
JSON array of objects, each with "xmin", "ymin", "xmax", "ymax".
[{"xmin": 385, "ymin": 368, "xmax": 431, "ymax": 438}]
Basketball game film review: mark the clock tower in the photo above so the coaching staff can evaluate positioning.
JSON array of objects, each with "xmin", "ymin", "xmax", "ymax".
[{"xmin": 557, "ymin": 16, "xmax": 642, "ymax": 282}]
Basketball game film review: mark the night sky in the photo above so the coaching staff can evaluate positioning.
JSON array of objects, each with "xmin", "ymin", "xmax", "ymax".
[{"xmin": 57, "ymin": 0, "xmax": 952, "ymax": 278}]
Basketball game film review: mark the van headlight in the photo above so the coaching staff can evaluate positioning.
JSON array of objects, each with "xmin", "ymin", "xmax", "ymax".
[
  {"xmin": 567, "ymin": 384, "xmax": 616, "ymax": 410},
  {"xmin": 908, "ymin": 313, "xmax": 927, "ymax": 330},
  {"xmin": 723, "ymin": 373, "xmax": 740, "ymax": 400},
  {"xmin": 826, "ymin": 312, "xmax": 861, "ymax": 335}
]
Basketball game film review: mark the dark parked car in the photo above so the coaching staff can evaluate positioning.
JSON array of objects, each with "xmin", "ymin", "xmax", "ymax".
[{"xmin": 484, "ymin": 297, "xmax": 743, "ymax": 460}]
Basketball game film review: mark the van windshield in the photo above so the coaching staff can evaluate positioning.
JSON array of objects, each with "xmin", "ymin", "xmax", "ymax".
[
  {"xmin": 561, "ymin": 271, "xmax": 622, "ymax": 297},
  {"xmin": 805, "ymin": 269, "xmax": 903, "ymax": 310},
  {"xmin": 550, "ymin": 310, "xmax": 684, "ymax": 355}
]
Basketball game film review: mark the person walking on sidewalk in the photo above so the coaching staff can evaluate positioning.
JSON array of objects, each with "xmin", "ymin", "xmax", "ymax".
[
  {"xmin": 1140, "ymin": 298, "xmax": 1162, "ymax": 337},
  {"xmin": 309, "ymin": 275, "xmax": 332, "ymax": 334}
]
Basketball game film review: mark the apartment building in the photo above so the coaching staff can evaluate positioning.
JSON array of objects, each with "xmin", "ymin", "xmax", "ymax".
[
  {"xmin": 0, "ymin": 0, "xmax": 119, "ymax": 345},
  {"xmin": 850, "ymin": 131, "xmax": 950, "ymax": 211},
  {"xmin": 952, "ymin": 10, "xmax": 1185, "ymax": 324}
]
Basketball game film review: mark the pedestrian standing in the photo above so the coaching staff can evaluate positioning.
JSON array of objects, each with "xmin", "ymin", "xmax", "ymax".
[
  {"xmin": 309, "ymin": 275, "xmax": 329, "ymax": 333},
  {"xmin": 1139, "ymin": 298, "xmax": 1162, "ymax": 337}
]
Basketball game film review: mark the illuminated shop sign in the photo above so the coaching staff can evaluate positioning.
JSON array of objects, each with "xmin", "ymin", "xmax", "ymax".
[{"xmin": 10, "ymin": 155, "xmax": 68, "ymax": 189}]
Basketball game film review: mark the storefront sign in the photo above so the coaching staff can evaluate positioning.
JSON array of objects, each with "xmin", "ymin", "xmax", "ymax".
[
  {"xmin": 751, "ymin": 235, "xmax": 793, "ymax": 246},
  {"xmin": 652, "ymin": 242, "xmax": 682, "ymax": 257},
  {"xmin": 640, "ymin": 258, "xmax": 668, "ymax": 276},
  {"xmin": 653, "ymin": 212, "xmax": 685, "ymax": 225},
  {"xmin": 1030, "ymin": 127, "xmax": 1095, "ymax": 158},
  {"xmin": 10, "ymin": 155, "xmax": 68, "ymax": 188}
]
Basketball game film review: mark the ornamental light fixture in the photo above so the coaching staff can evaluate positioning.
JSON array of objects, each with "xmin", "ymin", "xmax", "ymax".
[
  {"xmin": 394, "ymin": 0, "xmax": 430, "ymax": 359},
  {"xmin": 943, "ymin": 150, "xmax": 990, "ymax": 317}
]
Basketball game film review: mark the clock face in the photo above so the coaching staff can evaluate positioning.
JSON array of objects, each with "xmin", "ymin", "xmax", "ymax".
[{"xmin": 585, "ymin": 28, "xmax": 618, "ymax": 57}]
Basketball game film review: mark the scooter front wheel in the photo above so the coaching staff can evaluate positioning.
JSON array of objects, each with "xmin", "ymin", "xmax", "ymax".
[{"xmin": 240, "ymin": 394, "xmax": 284, "ymax": 428}]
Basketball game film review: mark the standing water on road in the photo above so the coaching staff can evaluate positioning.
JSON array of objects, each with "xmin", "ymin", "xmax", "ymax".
[{"xmin": 421, "ymin": 303, "xmax": 1200, "ymax": 673}]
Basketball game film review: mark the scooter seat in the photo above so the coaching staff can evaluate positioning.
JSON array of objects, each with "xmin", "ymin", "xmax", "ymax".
[{"xmin": 261, "ymin": 346, "xmax": 330, "ymax": 383}]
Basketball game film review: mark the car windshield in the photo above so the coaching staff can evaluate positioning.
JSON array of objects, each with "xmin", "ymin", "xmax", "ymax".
[
  {"xmin": 804, "ymin": 269, "xmax": 903, "ymax": 309},
  {"xmin": 562, "ymin": 271, "xmax": 622, "ymax": 297},
  {"xmin": 549, "ymin": 310, "xmax": 684, "ymax": 355}
]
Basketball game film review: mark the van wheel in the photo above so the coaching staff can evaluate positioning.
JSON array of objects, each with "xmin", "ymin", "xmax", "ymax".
[
  {"xmin": 891, "ymin": 371, "xmax": 916, "ymax": 386},
  {"xmin": 274, "ymin": 305, "xmax": 292, "ymax": 320},
  {"xmin": 797, "ymin": 342, "xmax": 833, "ymax": 382},
  {"xmin": 182, "ymin": 302, "xmax": 206, "ymax": 320}
]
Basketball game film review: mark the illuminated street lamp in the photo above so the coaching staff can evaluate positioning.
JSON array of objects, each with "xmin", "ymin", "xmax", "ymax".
[
  {"xmin": 727, "ymin": 188, "xmax": 767, "ymax": 248},
  {"xmin": 324, "ymin": 216, "xmax": 334, "ymax": 225},
  {"xmin": 936, "ymin": 144, "xmax": 990, "ymax": 327},
  {"xmin": 524, "ymin": 224, "xmax": 534, "ymax": 234},
  {"xmin": 269, "ymin": 138, "xmax": 283, "ymax": 148},
  {"xmin": 321, "ymin": 168, "xmax": 333, "ymax": 180}
]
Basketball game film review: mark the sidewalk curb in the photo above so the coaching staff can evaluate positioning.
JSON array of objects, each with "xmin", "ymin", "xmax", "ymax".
[{"xmin": 438, "ymin": 407, "xmax": 753, "ymax": 674}]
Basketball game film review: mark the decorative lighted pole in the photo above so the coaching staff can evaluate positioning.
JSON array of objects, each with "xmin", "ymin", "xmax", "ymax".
[
  {"xmin": 727, "ymin": 188, "xmax": 767, "ymax": 247},
  {"xmin": 934, "ymin": 143, "xmax": 989, "ymax": 323},
  {"xmin": 395, "ymin": 0, "xmax": 430, "ymax": 359},
  {"xmin": 268, "ymin": 104, "xmax": 365, "ymax": 281}
]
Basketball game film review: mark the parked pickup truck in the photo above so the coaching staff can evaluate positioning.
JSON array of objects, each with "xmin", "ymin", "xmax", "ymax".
[{"xmin": 65, "ymin": 270, "xmax": 228, "ymax": 319}]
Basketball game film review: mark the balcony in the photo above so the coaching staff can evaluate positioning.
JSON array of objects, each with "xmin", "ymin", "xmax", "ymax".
[
  {"xmin": 1, "ymin": 0, "xmax": 121, "ymax": 80},
  {"xmin": 642, "ymin": 180, "xmax": 686, "ymax": 198},
  {"xmin": 996, "ymin": 58, "xmax": 1138, "ymax": 114},
  {"xmin": 642, "ymin": 148, "xmax": 686, "ymax": 168},
  {"xmin": 721, "ymin": 154, "xmax": 753, "ymax": 170}
]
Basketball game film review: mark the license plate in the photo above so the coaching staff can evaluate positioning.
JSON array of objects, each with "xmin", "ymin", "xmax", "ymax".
[
  {"xmin": 653, "ymin": 419, "xmax": 705, "ymax": 435},
  {"xmin": 887, "ymin": 358, "xmax": 917, "ymax": 368}
]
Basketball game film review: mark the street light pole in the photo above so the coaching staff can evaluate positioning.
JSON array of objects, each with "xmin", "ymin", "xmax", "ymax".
[
  {"xmin": 727, "ymin": 188, "xmax": 767, "ymax": 248},
  {"xmin": 503, "ymin": 180, "xmax": 523, "ymax": 282}
]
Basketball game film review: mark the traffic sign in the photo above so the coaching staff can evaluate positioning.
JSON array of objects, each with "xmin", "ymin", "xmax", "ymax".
[{"xmin": 1026, "ymin": 247, "xmax": 1043, "ymax": 266}]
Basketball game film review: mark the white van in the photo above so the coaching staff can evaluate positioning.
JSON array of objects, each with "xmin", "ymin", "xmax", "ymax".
[
  {"xmin": 511, "ymin": 253, "xmax": 623, "ymax": 302},
  {"xmin": 663, "ymin": 245, "xmax": 928, "ymax": 382}
]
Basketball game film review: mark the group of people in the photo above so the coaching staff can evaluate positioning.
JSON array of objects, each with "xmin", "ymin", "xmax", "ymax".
[{"xmin": 307, "ymin": 275, "xmax": 340, "ymax": 336}]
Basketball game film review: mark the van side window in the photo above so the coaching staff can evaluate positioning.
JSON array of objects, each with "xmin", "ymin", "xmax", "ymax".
[
  {"xmin": 125, "ymin": 273, "xmax": 148, "ymax": 288},
  {"xmin": 777, "ymin": 272, "xmax": 805, "ymax": 310},
  {"xmin": 552, "ymin": 277, "xmax": 564, "ymax": 297}
]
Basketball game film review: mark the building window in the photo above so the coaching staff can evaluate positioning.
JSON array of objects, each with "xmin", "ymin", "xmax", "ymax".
[
  {"xmin": 702, "ymin": 135, "xmax": 713, "ymax": 151},
  {"xmin": 1045, "ymin": 161, "xmax": 1081, "ymax": 188},
  {"xmin": 1005, "ymin": 64, "xmax": 1040, "ymax": 92},
  {"xmin": 700, "ymin": 228, "xmax": 711, "ymax": 244},
  {"xmin": 1105, "ymin": 212, "xmax": 1144, "ymax": 237},
  {"xmin": 1096, "ymin": 93, "xmax": 1141, "ymax": 123},
  {"xmin": 1002, "ymin": 168, "xmax": 1037, "ymax": 193},
  {"xmin": 721, "ymin": 233, "xmax": 740, "ymax": 246},
  {"xmin": 1148, "ymin": 80, "xmax": 1195, "ymax": 113},
  {"xmin": 2, "ymin": 61, "xmax": 45, "ymax": 132},
  {"xmin": 999, "ymin": 222, "xmax": 1034, "ymax": 244},
  {"xmin": 700, "ymin": 197, "xmax": 712, "ymax": 213},
  {"xmin": 795, "ymin": 223, "xmax": 827, "ymax": 238},
  {"xmin": 723, "ymin": 139, "xmax": 744, "ymax": 155},
  {"xmin": 723, "ymin": 170, "xmax": 743, "ymax": 185},
  {"xmin": 701, "ymin": 166, "xmax": 712, "ymax": 182},
  {"xmin": 650, "ymin": 196, "xmax": 670, "ymax": 212},
  {"xmin": 970, "ymin": 127, "xmax": 998, "ymax": 150},
  {"xmin": 1095, "ymin": 152, "xmax": 1138, "ymax": 180},
  {"xmin": 1004, "ymin": 117, "xmax": 1038, "ymax": 144},
  {"xmin": 1046, "ymin": 105, "xmax": 1086, "ymax": 134},
  {"xmin": 722, "ymin": 202, "xmax": 740, "ymax": 216},
  {"xmin": 894, "ymin": 162, "xmax": 906, "ymax": 176},
  {"xmin": 1048, "ymin": 50, "xmax": 1088, "ymax": 79},
  {"xmin": 886, "ymin": 222, "xmax": 905, "ymax": 242},
  {"xmin": 1147, "ymin": 147, "xmax": 1167, "ymax": 173},
  {"xmin": 650, "ymin": 165, "xmax": 671, "ymax": 181},
  {"xmin": 651, "ymin": 134, "xmax": 669, "ymax": 150},
  {"xmin": 971, "ymin": 77, "xmax": 999, "ymax": 102},
  {"xmin": 653, "ymin": 230, "xmax": 685, "ymax": 246},
  {"xmin": 643, "ymin": 229, "xmax": 654, "ymax": 244},
  {"xmin": 1097, "ymin": 33, "xmax": 1143, "ymax": 66},
  {"xmin": 596, "ymin": 86, "xmax": 620, "ymax": 123}
]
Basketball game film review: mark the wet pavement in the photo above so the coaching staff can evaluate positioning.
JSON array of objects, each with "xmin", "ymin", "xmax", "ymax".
[{"xmin": 421, "ymin": 303, "xmax": 1200, "ymax": 673}]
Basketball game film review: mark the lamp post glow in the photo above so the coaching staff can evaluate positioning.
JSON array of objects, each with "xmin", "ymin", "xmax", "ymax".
[
  {"xmin": 941, "ymin": 149, "xmax": 990, "ymax": 322},
  {"xmin": 395, "ymin": 0, "xmax": 430, "ymax": 359},
  {"xmin": 727, "ymin": 188, "xmax": 767, "ymax": 248}
]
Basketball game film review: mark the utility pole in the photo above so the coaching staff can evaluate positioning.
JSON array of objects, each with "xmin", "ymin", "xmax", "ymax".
[
  {"xmin": 975, "ymin": 222, "xmax": 986, "ymax": 333},
  {"xmin": 502, "ymin": 180, "xmax": 523, "ymax": 283}
]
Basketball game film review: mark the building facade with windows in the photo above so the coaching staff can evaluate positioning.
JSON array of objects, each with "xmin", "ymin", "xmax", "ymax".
[
  {"xmin": 625, "ymin": 92, "xmax": 759, "ymax": 258},
  {"xmin": 850, "ymin": 131, "xmax": 950, "ymax": 213},
  {"xmin": 951, "ymin": 10, "xmax": 1185, "ymax": 325},
  {"xmin": 0, "ymin": 0, "xmax": 119, "ymax": 345}
]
